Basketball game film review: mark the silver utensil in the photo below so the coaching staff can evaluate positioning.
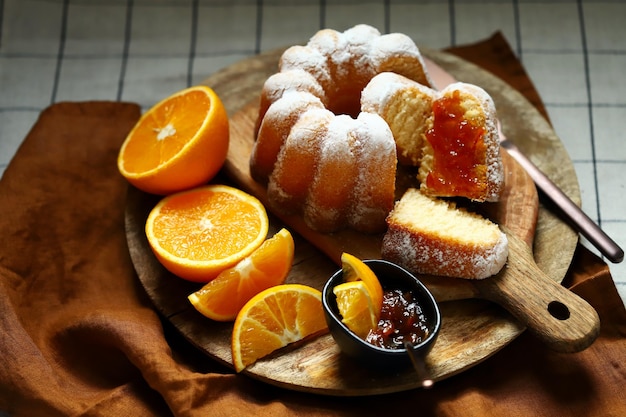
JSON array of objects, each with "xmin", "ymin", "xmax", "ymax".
[
  {"xmin": 404, "ymin": 341, "xmax": 434, "ymax": 388},
  {"xmin": 500, "ymin": 137, "xmax": 624, "ymax": 263}
]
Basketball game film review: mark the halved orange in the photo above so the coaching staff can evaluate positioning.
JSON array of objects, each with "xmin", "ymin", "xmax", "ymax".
[
  {"xmin": 145, "ymin": 184, "xmax": 269, "ymax": 282},
  {"xmin": 118, "ymin": 85, "xmax": 229, "ymax": 195},
  {"xmin": 188, "ymin": 228, "xmax": 295, "ymax": 321},
  {"xmin": 231, "ymin": 284, "xmax": 328, "ymax": 372},
  {"xmin": 341, "ymin": 253, "xmax": 383, "ymax": 317},
  {"xmin": 333, "ymin": 280, "xmax": 378, "ymax": 338}
]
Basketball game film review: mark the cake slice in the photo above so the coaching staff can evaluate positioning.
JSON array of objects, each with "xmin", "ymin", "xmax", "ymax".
[
  {"xmin": 360, "ymin": 71, "xmax": 435, "ymax": 166},
  {"xmin": 362, "ymin": 73, "xmax": 504, "ymax": 203},
  {"xmin": 381, "ymin": 188, "xmax": 508, "ymax": 279},
  {"xmin": 419, "ymin": 82, "xmax": 504, "ymax": 203}
]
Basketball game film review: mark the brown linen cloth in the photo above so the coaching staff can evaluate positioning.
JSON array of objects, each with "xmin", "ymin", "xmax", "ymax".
[{"xmin": 1, "ymin": 33, "xmax": 625, "ymax": 417}]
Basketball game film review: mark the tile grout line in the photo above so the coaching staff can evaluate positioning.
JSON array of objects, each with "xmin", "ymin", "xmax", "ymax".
[
  {"xmin": 384, "ymin": 0, "xmax": 390, "ymax": 34},
  {"xmin": 187, "ymin": 0, "xmax": 199, "ymax": 88},
  {"xmin": 255, "ymin": 0, "xmax": 263, "ymax": 54},
  {"xmin": 512, "ymin": 0, "xmax": 522, "ymax": 59},
  {"xmin": 3, "ymin": 49, "xmax": 625, "ymax": 61},
  {"xmin": 448, "ymin": 0, "xmax": 456, "ymax": 47},
  {"xmin": 116, "ymin": 0, "xmax": 133, "ymax": 102},
  {"xmin": 50, "ymin": 0, "xmax": 69, "ymax": 105},
  {"xmin": 576, "ymin": 0, "xmax": 602, "ymax": 231},
  {"xmin": 0, "ymin": 0, "xmax": 4, "ymax": 48}
]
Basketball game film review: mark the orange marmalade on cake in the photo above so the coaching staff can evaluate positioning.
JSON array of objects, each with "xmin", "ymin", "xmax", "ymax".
[{"xmin": 429, "ymin": 90, "xmax": 486, "ymax": 193}]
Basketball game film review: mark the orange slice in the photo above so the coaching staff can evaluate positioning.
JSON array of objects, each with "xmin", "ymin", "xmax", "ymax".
[
  {"xmin": 341, "ymin": 253, "xmax": 383, "ymax": 317},
  {"xmin": 145, "ymin": 184, "xmax": 269, "ymax": 282},
  {"xmin": 188, "ymin": 228, "xmax": 295, "ymax": 321},
  {"xmin": 118, "ymin": 85, "xmax": 229, "ymax": 195},
  {"xmin": 231, "ymin": 284, "xmax": 328, "ymax": 372},
  {"xmin": 333, "ymin": 280, "xmax": 378, "ymax": 338}
]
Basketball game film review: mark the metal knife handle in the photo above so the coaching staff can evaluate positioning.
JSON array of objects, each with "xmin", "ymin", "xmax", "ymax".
[{"xmin": 500, "ymin": 139, "xmax": 624, "ymax": 263}]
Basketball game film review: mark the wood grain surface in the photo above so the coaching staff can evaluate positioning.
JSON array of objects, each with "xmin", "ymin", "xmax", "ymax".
[{"xmin": 125, "ymin": 48, "xmax": 586, "ymax": 396}]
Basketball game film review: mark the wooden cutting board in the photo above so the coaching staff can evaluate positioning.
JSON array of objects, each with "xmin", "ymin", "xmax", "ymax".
[{"xmin": 125, "ymin": 48, "xmax": 589, "ymax": 396}]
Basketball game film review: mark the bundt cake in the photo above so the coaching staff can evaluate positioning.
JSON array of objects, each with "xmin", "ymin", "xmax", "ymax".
[
  {"xmin": 381, "ymin": 188, "xmax": 509, "ymax": 279},
  {"xmin": 361, "ymin": 71, "xmax": 435, "ymax": 166},
  {"xmin": 250, "ymin": 91, "xmax": 325, "ymax": 182},
  {"xmin": 362, "ymin": 72, "xmax": 504, "ymax": 203},
  {"xmin": 250, "ymin": 24, "xmax": 433, "ymax": 233}
]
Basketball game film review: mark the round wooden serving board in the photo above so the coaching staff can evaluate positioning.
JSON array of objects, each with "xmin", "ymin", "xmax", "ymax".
[{"xmin": 125, "ymin": 48, "xmax": 583, "ymax": 396}]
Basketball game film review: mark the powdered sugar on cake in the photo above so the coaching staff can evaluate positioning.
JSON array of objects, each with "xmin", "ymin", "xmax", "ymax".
[
  {"xmin": 251, "ymin": 24, "xmax": 430, "ymax": 233},
  {"xmin": 250, "ymin": 24, "xmax": 509, "ymax": 279},
  {"xmin": 382, "ymin": 189, "xmax": 509, "ymax": 279}
]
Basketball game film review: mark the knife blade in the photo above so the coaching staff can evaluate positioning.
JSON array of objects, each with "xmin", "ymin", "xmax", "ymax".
[{"xmin": 500, "ymin": 137, "xmax": 624, "ymax": 263}]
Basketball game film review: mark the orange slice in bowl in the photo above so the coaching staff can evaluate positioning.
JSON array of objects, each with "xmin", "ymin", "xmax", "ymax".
[
  {"xmin": 333, "ymin": 280, "xmax": 379, "ymax": 339},
  {"xmin": 341, "ymin": 253, "xmax": 383, "ymax": 318},
  {"xmin": 145, "ymin": 184, "xmax": 269, "ymax": 282},
  {"xmin": 188, "ymin": 228, "xmax": 295, "ymax": 321},
  {"xmin": 118, "ymin": 85, "xmax": 229, "ymax": 195},
  {"xmin": 231, "ymin": 284, "xmax": 328, "ymax": 372}
]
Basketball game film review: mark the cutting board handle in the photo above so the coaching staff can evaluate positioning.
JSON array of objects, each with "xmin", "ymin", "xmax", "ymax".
[{"xmin": 480, "ymin": 229, "xmax": 600, "ymax": 353}]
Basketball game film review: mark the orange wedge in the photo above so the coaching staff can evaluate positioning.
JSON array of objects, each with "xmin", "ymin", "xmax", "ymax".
[
  {"xmin": 231, "ymin": 284, "xmax": 327, "ymax": 372},
  {"xmin": 333, "ymin": 281, "xmax": 378, "ymax": 338},
  {"xmin": 188, "ymin": 228, "xmax": 295, "ymax": 321},
  {"xmin": 341, "ymin": 253, "xmax": 383, "ymax": 317},
  {"xmin": 118, "ymin": 85, "xmax": 229, "ymax": 195},
  {"xmin": 145, "ymin": 184, "xmax": 269, "ymax": 282}
]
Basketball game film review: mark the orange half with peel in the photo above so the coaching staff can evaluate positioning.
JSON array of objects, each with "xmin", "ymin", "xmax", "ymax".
[
  {"xmin": 118, "ymin": 85, "xmax": 229, "ymax": 195},
  {"xmin": 145, "ymin": 184, "xmax": 269, "ymax": 282}
]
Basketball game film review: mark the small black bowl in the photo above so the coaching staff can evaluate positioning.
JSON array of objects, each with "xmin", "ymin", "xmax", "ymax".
[{"xmin": 322, "ymin": 259, "xmax": 441, "ymax": 368}]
